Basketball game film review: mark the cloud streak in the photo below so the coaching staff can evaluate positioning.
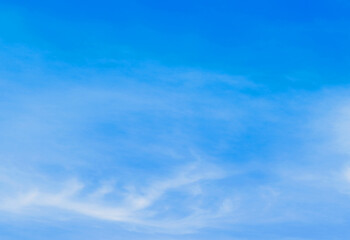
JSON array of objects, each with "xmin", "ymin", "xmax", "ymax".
[{"xmin": 0, "ymin": 162, "xmax": 229, "ymax": 233}]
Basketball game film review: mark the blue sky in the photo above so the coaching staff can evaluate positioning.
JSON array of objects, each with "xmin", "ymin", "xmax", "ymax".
[{"xmin": 1, "ymin": 1, "xmax": 350, "ymax": 239}]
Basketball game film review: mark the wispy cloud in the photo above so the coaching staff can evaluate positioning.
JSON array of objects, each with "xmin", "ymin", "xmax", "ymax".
[{"xmin": 0, "ymin": 162, "xmax": 230, "ymax": 233}]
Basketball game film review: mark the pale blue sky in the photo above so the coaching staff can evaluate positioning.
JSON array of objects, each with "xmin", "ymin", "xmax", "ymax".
[{"xmin": 1, "ymin": 1, "xmax": 350, "ymax": 239}]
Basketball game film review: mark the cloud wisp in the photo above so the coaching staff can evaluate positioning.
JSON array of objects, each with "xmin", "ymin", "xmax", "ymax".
[{"xmin": 0, "ymin": 162, "xmax": 231, "ymax": 233}]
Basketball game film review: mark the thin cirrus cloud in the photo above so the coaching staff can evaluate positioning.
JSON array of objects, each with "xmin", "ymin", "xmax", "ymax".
[{"xmin": 0, "ymin": 162, "xmax": 228, "ymax": 233}]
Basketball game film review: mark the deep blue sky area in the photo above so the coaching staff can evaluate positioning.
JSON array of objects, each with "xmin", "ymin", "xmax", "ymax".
[
  {"xmin": 2, "ymin": 0, "xmax": 350, "ymax": 89},
  {"xmin": 1, "ymin": 1, "xmax": 350, "ymax": 240}
]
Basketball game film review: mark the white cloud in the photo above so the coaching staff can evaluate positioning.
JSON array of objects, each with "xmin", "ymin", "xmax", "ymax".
[{"xmin": 0, "ymin": 162, "xmax": 231, "ymax": 233}]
